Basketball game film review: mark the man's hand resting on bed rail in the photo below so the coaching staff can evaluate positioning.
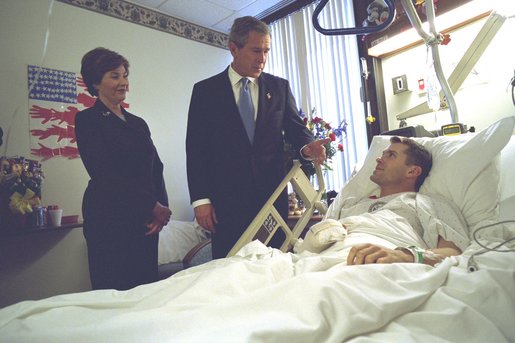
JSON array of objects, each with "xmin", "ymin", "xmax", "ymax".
[{"xmin": 194, "ymin": 204, "xmax": 218, "ymax": 233}]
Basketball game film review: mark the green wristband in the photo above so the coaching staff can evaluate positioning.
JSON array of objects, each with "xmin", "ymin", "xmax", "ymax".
[{"xmin": 408, "ymin": 246, "xmax": 424, "ymax": 263}]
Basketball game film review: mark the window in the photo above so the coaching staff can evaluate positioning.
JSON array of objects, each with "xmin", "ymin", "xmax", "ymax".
[{"xmin": 266, "ymin": 0, "xmax": 369, "ymax": 192}]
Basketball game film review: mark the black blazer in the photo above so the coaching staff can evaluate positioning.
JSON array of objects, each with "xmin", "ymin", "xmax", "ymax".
[
  {"xmin": 75, "ymin": 100, "xmax": 168, "ymax": 227},
  {"xmin": 186, "ymin": 68, "xmax": 313, "ymax": 220}
]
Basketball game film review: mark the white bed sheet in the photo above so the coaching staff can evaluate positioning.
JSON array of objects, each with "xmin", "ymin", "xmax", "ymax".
[{"xmin": 0, "ymin": 233, "xmax": 513, "ymax": 342}]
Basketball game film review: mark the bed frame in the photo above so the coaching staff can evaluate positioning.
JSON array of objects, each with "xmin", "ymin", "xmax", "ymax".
[
  {"xmin": 227, "ymin": 160, "xmax": 327, "ymax": 257},
  {"xmin": 158, "ymin": 160, "xmax": 327, "ymax": 276}
]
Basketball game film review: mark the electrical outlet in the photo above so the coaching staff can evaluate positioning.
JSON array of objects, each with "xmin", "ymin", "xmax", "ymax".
[{"xmin": 392, "ymin": 75, "xmax": 409, "ymax": 94}]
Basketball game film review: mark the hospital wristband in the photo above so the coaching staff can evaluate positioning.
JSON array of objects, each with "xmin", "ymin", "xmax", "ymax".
[
  {"xmin": 408, "ymin": 246, "xmax": 425, "ymax": 263},
  {"xmin": 396, "ymin": 246, "xmax": 424, "ymax": 263}
]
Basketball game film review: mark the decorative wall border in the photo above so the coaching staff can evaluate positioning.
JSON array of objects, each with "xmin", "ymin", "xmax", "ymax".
[{"xmin": 56, "ymin": 0, "xmax": 229, "ymax": 50}]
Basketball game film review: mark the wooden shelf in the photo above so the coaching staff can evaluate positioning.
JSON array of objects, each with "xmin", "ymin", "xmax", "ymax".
[{"xmin": 0, "ymin": 221, "xmax": 83, "ymax": 237}]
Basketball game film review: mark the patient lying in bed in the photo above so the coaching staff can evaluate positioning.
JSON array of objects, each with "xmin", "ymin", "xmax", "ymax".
[
  {"xmin": 295, "ymin": 136, "xmax": 469, "ymax": 266},
  {"xmin": 0, "ymin": 119, "xmax": 512, "ymax": 343}
]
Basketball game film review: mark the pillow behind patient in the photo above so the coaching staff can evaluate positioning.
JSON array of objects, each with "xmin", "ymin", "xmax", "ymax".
[{"xmin": 326, "ymin": 116, "xmax": 515, "ymax": 233}]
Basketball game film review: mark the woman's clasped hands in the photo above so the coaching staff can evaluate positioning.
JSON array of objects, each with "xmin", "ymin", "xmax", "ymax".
[{"xmin": 146, "ymin": 202, "xmax": 172, "ymax": 235}]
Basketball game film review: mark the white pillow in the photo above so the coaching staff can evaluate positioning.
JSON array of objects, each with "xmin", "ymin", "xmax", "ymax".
[
  {"xmin": 326, "ymin": 116, "xmax": 515, "ymax": 232},
  {"xmin": 158, "ymin": 220, "xmax": 207, "ymax": 265},
  {"xmin": 499, "ymin": 135, "xmax": 515, "ymax": 202},
  {"xmin": 499, "ymin": 135, "xmax": 515, "ymax": 221}
]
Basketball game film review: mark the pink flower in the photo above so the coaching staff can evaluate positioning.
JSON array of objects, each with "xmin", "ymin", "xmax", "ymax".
[
  {"xmin": 338, "ymin": 144, "xmax": 344, "ymax": 152},
  {"xmin": 329, "ymin": 133, "xmax": 336, "ymax": 141}
]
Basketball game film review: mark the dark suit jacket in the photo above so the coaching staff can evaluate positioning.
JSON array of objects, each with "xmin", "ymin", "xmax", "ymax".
[
  {"xmin": 75, "ymin": 99, "xmax": 168, "ymax": 237},
  {"xmin": 186, "ymin": 68, "xmax": 313, "ymax": 257}
]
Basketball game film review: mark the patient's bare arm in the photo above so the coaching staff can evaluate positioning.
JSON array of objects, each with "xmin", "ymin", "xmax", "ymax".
[
  {"xmin": 422, "ymin": 236, "xmax": 462, "ymax": 266},
  {"xmin": 397, "ymin": 237, "xmax": 462, "ymax": 266}
]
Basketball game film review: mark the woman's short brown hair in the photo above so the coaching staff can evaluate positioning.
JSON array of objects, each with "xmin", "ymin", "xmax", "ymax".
[{"xmin": 80, "ymin": 47, "xmax": 129, "ymax": 97}]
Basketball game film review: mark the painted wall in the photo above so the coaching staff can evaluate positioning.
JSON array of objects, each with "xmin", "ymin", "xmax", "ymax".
[
  {"xmin": 0, "ymin": 0, "xmax": 231, "ymax": 308},
  {"xmin": 381, "ymin": 15, "xmax": 515, "ymax": 132}
]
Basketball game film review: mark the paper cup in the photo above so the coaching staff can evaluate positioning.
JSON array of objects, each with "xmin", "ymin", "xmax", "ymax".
[{"xmin": 49, "ymin": 209, "xmax": 63, "ymax": 227}]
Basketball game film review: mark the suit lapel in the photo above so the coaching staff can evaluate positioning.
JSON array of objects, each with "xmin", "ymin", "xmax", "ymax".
[{"xmin": 254, "ymin": 75, "xmax": 272, "ymax": 142}]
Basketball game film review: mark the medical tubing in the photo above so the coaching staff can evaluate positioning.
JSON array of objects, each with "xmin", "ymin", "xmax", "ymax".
[
  {"xmin": 425, "ymin": 0, "xmax": 458, "ymax": 122},
  {"xmin": 472, "ymin": 220, "xmax": 515, "ymax": 252},
  {"xmin": 467, "ymin": 219, "xmax": 515, "ymax": 272},
  {"xmin": 399, "ymin": 0, "xmax": 459, "ymax": 123},
  {"xmin": 399, "ymin": 0, "xmax": 433, "ymax": 42}
]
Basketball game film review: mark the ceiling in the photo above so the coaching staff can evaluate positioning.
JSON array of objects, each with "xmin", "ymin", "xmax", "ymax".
[{"xmin": 125, "ymin": 0, "xmax": 297, "ymax": 34}]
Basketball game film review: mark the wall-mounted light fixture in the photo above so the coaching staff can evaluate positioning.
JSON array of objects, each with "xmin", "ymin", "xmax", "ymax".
[{"xmin": 367, "ymin": 0, "xmax": 501, "ymax": 58}]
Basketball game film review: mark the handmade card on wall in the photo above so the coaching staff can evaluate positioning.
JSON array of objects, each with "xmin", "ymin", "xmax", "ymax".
[{"xmin": 27, "ymin": 65, "xmax": 129, "ymax": 160}]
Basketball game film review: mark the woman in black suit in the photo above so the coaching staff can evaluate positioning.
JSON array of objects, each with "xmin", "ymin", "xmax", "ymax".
[{"xmin": 75, "ymin": 47, "xmax": 171, "ymax": 290}]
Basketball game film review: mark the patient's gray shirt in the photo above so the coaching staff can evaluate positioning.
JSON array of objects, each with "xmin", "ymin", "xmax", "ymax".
[{"xmin": 336, "ymin": 192, "xmax": 469, "ymax": 251}]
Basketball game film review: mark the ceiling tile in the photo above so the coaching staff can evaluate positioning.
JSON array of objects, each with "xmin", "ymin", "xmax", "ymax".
[
  {"xmin": 128, "ymin": 0, "xmax": 167, "ymax": 8},
  {"xmin": 204, "ymin": 0, "xmax": 256, "ymax": 12},
  {"xmin": 158, "ymin": 0, "xmax": 233, "ymax": 27},
  {"xmin": 125, "ymin": 0, "xmax": 292, "ymax": 33},
  {"xmin": 213, "ymin": 0, "xmax": 286, "ymax": 32}
]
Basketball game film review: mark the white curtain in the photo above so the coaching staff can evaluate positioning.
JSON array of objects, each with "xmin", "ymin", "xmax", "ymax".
[{"xmin": 266, "ymin": 0, "xmax": 369, "ymax": 192}]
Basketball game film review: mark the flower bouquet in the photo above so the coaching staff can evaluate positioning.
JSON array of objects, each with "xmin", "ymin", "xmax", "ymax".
[{"xmin": 0, "ymin": 156, "xmax": 44, "ymax": 229}]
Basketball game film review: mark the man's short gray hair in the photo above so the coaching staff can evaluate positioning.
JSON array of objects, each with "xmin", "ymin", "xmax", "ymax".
[{"xmin": 229, "ymin": 16, "xmax": 271, "ymax": 48}]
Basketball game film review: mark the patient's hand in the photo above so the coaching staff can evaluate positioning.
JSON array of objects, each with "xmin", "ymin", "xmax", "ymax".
[
  {"xmin": 194, "ymin": 204, "xmax": 217, "ymax": 233},
  {"xmin": 347, "ymin": 244, "xmax": 413, "ymax": 265}
]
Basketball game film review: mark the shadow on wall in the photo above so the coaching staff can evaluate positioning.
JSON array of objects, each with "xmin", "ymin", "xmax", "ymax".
[{"xmin": 0, "ymin": 229, "xmax": 91, "ymax": 309}]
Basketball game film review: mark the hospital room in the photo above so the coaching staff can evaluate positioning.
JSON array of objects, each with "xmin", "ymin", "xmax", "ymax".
[{"xmin": 0, "ymin": 0, "xmax": 514, "ymax": 341}]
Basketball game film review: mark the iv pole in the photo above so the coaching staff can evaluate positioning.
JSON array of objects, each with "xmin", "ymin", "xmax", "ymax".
[{"xmin": 312, "ymin": 0, "xmax": 459, "ymax": 123}]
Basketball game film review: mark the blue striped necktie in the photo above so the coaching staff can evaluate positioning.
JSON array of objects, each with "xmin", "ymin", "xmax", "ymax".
[{"xmin": 239, "ymin": 77, "xmax": 255, "ymax": 143}]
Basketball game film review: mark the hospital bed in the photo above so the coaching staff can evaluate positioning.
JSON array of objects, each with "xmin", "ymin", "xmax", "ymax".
[
  {"xmin": 156, "ymin": 158, "xmax": 326, "ymax": 278},
  {"xmin": 157, "ymin": 220, "xmax": 210, "ymax": 278},
  {"xmin": 0, "ymin": 115, "xmax": 513, "ymax": 342},
  {"xmin": 156, "ymin": 155, "xmax": 327, "ymax": 278}
]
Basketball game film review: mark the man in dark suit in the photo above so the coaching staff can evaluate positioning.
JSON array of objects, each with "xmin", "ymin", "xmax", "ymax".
[{"xmin": 186, "ymin": 16, "xmax": 329, "ymax": 258}]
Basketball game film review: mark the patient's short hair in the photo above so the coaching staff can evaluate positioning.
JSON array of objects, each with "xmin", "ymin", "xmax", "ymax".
[
  {"xmin": 81, "ymin": 47, "xmax": 129, "ymax": 97},
  {"xmin": 229, "ymin": 16, "xmax": 271, "ymax": 48},
  {"xmin": 390, "ymin": 136, "xmax": 432, "ymax": 190}
]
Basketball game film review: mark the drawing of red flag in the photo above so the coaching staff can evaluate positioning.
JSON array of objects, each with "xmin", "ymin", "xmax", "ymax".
[
  {"xmin": 28, "ymin": 65, "xmax": 129, "ymax": 160},
  {"xmin": 28, "ymin": 65, "xmax": 88, "ymax": 160}
]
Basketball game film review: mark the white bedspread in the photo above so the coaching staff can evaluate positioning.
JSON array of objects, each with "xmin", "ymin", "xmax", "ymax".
[{"xmin": 1, "ymin": 227, "xmax": 514, "ymax": 342}]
